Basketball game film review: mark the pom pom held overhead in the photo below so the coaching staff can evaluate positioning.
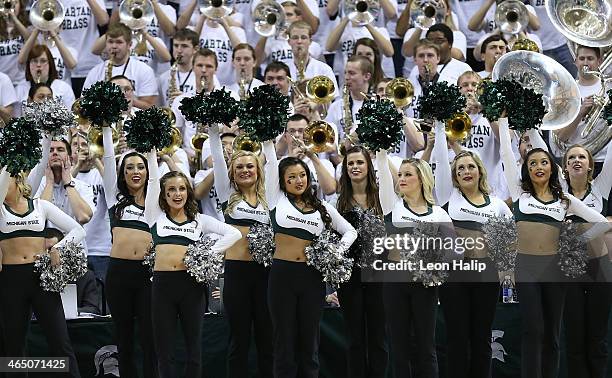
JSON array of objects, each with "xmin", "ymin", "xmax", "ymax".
[{"xmin": 79, "ymin": 81, "xmax": 129, "ymax": 127}]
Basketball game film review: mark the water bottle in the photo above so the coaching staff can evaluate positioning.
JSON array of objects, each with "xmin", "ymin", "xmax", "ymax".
[{"xmin": 502, "ymin": 275, "xmax": 515, "ymax": 303}]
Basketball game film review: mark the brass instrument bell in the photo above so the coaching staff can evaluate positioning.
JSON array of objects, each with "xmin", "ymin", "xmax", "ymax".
[
  {"xmin": 253, "ymin": 0, "xmax": 286, "ymax": 37},
  {"xmin": 305, "ymin": 76, "xmax": 336, "ymax": 105},
  {"xmin": 385, "ymin": 77, "xmax": 414, "ymax": 108},
  {"xmin": 198, "ymin": 0, "xmax": 233, "ymax": 20},
  {"xmin": 303, "ymin": 120, "xmax": 336, "ymax": 153},
  {"xmin": 445, "ymin": 112, "xmax": 472, "ymax": 142},
  {"xmin": 29, "ymin": 0, "xmax": 65, "ymax": 31},
  {"xmin": 232, "ymin": 134, "xmax": 262, "ymax": 155}
]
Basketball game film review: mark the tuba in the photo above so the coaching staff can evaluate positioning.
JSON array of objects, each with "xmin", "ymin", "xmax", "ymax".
[
  {"xmin": 233, "ymin": 134, "xmax": 262, "ymax": 155},
  {"xmin": 409, "ymin": 0, "xmax": 445, "ymax": 30},
  {"xmin": 385, "ymin": 77, "xmax": 414, "ymax": 108},
  {"xmin": 253, "ymin": 0, "xmax": 286, "ymax": 37},
  {"xmin": 344, "ymin": 0, "xmax": 380, "ymax": 26},
  {"xmin": 546, "ymin": 0, "xmax": 612, "ymax": 155},
  {"xmin": 303, "ymin": 121, "xmax": 336, "ymax": 153},
  {"xmin": 119, "ymin": 0, "xmax": 154, "ymax": 56},
  {"xmin": 491, "ymin": 50, "xmax": 581, "ymax": 131},
  {"xmin": 495, "ymin": 0, "xmax": 529, "ymax": 35},
  {"xmin": 198, "ymin": 0, "xmax": 233, "ymax": 20},
  {"xmin": 445, "ymin": 112, "xmax": 472, "ymax": 141},
  {"xmin": 29, "ymin": 0, "xmax": 64, "ymax": 31}
]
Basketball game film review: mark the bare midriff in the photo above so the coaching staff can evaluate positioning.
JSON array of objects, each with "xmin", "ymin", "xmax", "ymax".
[
  {"xmin": 273, "ymin": 233, "xmax": 311, "ymax": 262},
  {"xmin": 110, "ymin": 228, "xmax": 153, "ymax": 260},
  {"xmin": 1, "ymin": 237, "xmax": 47, "ymax": 264},
  {"xmin": 517, "ymin": 222, "xmax": 560, "ymax": 255},
  {"xmin": 154, "ymin": 244, "xmax": 188, "ymax": 271},
  {"xmin": 225, "ymin": 225, "xmax": 254, "ymax": 261}
]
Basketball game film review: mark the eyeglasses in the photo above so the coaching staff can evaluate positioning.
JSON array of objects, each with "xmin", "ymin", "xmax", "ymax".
[{"xmin": 30, "ymin": 58, "xmax": 49, "ymax": 65}]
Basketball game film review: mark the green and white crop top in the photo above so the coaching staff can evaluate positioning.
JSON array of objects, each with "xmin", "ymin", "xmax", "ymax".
[
  {"xmin": 432, "ymin": 122, "xmax": 513, "ymax": 231},
  {"xmin": 108, "ymin": 203, "xmax": 149, "ymax": 232},
  {"xmin": 145, "ymin": 151, "xmax": 241, "ymax": 251},
  {"xmin": 209, "ymin": 126, "xmax": 270, "ymax": 227},
  {"xmin": 263, "ymin": 141, "xmax": 357, "ymax": 246},
  {"xmin": 0, "ymin": 169, "xmax": 85, "ymax": 248},
  {"xmin": 498, "ymin": 118, "xmax": 609, "ymax": 240}
]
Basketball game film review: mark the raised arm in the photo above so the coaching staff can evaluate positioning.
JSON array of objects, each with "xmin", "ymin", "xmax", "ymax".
[
  {"xmin": 263, "ymin": 140, "xmax": 282, "ymax": 208},
  {"xmin": 27, "ymin": 136, "xmax": 51, "ymax": 192},
  {"xmin": 593, "ymin": 138, "xmax": 612, "ymax": 196},
  {"xmin": 375, "ymin": 149, "xmax": 400, "ymax": 215},
  {"xmin": 433, "ymin": 121, "xmax": 453, "ymax": 206},
  {"xmin": 566, "ymin": 193, "xmax": 611, "ymax": 241},
  {"xmin": 498, "ymin": 118, "xmax": 522, "ymax": 201},
  {"xmin": 209, "ymin": 124, "xmax": 231, "ymax": 203},
  {"xmin": 145, "ymin": 149, "xmax": 163, "ymax": 226},
  {"xmin": 41, "ymin": 200, "xmax": 86, "ymax": 247},
  {"xmin": 102, "ymin": 126, "xmax": 119, "ymax": 207},
  {"xmin": 0, "ymin": 167, "xmax": 9, "ymax": 205},
  {"xmin": 199, "ymin": 213, "xmax": 242, "ymax": 253},
  {"xmin": 325, "ymin": 202, "xmax": 358, "ymax": 251}
]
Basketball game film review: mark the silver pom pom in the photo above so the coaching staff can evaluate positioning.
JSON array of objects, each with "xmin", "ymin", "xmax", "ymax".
[
  {"xmin": 246, "ymin": 223, "xmax": 275, "ymax": 267},
  {"xmin": 305, "ymin": 229, "xmax": 354, "ymax": 286},
  {"xmin": 34, "ymin": 241, "xmax": 88, "ymax": 292},
  {"xmin": 399, "ymin": 222, "xmax": 448, "ymax": 287},
  {"xmin": 482, "ymin": 215, "xmax": 517, "ymax": 272},
  {"xmin": 23, "ymin": 98, "xmax": 76, "ymax": 137},
  {"xmin": 142, "ymin": 242, "xmax": 156, "ymax": 274},
  {"xmin": 558, "ymin": 221, "xmax": 588, "ymax": 278},
  {"xmin": 184, "ymin": 236, "xmax": 223, "ymax": 284},
  {"xmin": 351, "ymin": 207, "xmax": 386, "ymax": 269}
]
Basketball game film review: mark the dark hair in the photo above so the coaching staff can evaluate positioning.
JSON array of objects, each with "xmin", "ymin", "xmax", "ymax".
[
  {"xmin": 26, "ymin": 44, "xmax": 58, "ymax": 83},
  {"xmin": 51, "ymin": 137, "xmax": 72, "ymax": 156},
  {"xmin": 480, "ymin": 34, "xmax": 507, "ymax": 55},
  {"xmin": 521, "ymin": 148, "xmax": 568, "ymax": 207},
  {"xmin": 173, "ymin": 28, "xmax": 200, "ymax": 48},
  {"xmin": 113, "ymin": 152, "xmax": 149, "ymax": 223},
  {"xmin": 232, "ymin": 43, "xmax": 256, "ymax": 61},
  {"xmin": 427, "ymin": 23, "xmax": 454, "ymax": 46},
  {"xmin": 159, "ymin": 171, "xmax": 199, "ymax": 222},
  {"xmin": 264, "ymin": 61, "xmax": 291, "ymax": 77},
  {"xmin": 110, "ymin": 75, "xmax": 133, "ymax": 86},
  {"xmin": 352, "ymin": 38, "xmax": 383, "ymax": 88},
  {"xmin": 337, "ymin": 146, "xmax": 382, "ymax": 216},
  {"xmin": 576, "ymin": 44, "xmax": 601, "ymax": 59},
  {"xmin": 278, "ymin": 157, "xmax": 332, "ymax": 227},
  {"xmin": 28, "ymin": 82, "xmax": 53, "ymax": 100},
  {"xmin": 288, "ymin": 113, "xmax": 309, "ymax": 124}
]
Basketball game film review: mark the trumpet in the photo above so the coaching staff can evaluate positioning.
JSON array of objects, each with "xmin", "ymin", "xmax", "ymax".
[
  {"xmin": 233, "ymin": 134, "xmax": 262, "ymax": 155},
  {"xmin": 385, "ymin": 77, "xmax": 414, "ymax": 108},
  {"xmin": 119, "ymin": 0, "xmax": 154, "ymax": 56},
  {"xmin": 495, "ymin": 0, "xmax": 529, "ymax": 35},
  {"xmin": 303, "ymin": 121, "xmax": 336, "ymax": 153},
  {"xmin": 445, "ymin": 112, "xmax": 472, "ymax": 142}
]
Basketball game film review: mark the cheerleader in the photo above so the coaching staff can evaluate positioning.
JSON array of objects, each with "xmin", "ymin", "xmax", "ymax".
[
  {"xmin": 101, "ymin": 126, "xmax": 158, "ymax": 378},
  {"xmin": 336, "ymin": 146, "xmax": 388, "ymax": 377},
  {"xmin": 263, "ymin": 140, "xmax": 357, "ymax": 377},
  {"xmin": 375, "ymin": 148, "xmax": 453, "ymax": 378},
  {"xmin": 498, "ymin": 118, "xmax": 610, "ymax": 378},
  {"xmin": 145, "ymin": 149, "xmax": 241, "ymax": 378},
  {"xmin": 432, "ymin": 122, "xmax": 512, "ymax": 378},
  {"xmin": 0, "ymin": 167, "xmax": 85, "ymax": 378},
  {"xmin": 561, "ymin": 142, "xmax": 612, "ymax": 378},
  {"xmin": 208, "ymin": 124, "xmax": 273, "ymax": 377}
]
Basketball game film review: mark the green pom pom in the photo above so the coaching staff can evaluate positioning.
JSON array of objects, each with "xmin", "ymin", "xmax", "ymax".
[
  {"xmin": 179, "ymin": 87, "xmax": 239, "ymax": 125},
  {"xmin": 0, "ymin": 117, "xmax": 42, "ymax": 176},
  {"xmin": 80, "ymin": 81, "xmax": 129, "ymax": 127},
  {"xmin": 356, "ymin": 97, "xmax": 404, "ymax": 152},
  {"xmin": 478, "ymin": 80, "xmax": 506, "ymax": 121},
  {"xmin": 416, "ymin": 81, "xmax": 466, "ymax": 121},
  {"xmin": 124, "ymin": 107, "xmax": 173, "ymax": 153},
  {"xmin": 238, "ymin": 85, "xmax": 290, "ymax": 142},
  {"xmin": 603, "ymin": 89, "xmax": 612, "ymax": 126}
]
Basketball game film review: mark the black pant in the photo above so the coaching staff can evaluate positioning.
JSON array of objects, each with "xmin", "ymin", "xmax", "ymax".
[
  {"xmin": 337, "ymin": 267, "xmax": 388, "ymax": 378},
  {"xmin": 439, "ymin": 258, "xmax": 499, "ymax": 378},
  {"xmin": 105, "ymin": 258, "xmax": 157, "ymax": 378},
  {"xmin": 0, "ymin": 264, "xmax": 80, "ymax": 378},
  {"xmin": 383, "ymin": 282, "xmax": 438, "ymax": 378},
  {"xmin": 516, "ymin": 254, "xmax": 567, "ymax": 378},
  {"xmin": 564, "ymin": 255, "xmax": 612, "ymax": 378},
  {"xmin": 268, "ymin": 259, "xmax": 325, "ymax": 378},
  {"xmin": 223, "ymin": 260, "xmax": 273, "ymax": 378},
  {"xmin": 152, "ymin": 270, "xmax": 207, "ymax": 378},
  {"xmin": 70, "ymin": 77, "xmax": 86, "ymax": 98}
]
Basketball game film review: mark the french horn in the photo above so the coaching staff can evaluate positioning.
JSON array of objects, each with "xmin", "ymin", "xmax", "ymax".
[
  {"xmin": 198, "ymin": 0, "xmax": 233, "ymax": 20},
  {"xmin": 491, "ymin": 50, "xmax": 581, "ymax": 130},
  {"xmin": 344, "ymin": 0, "xmax": 380, "ymax": 26},
  {"xmin": 495, "ymin": 0, "xmax": 529, "ymax": 35},
  {"xmin": 409, "ymin": 0, "xmax": 445, "ymax": 30},
  {"xmin": 29, "ymin": 0, "xmax": 65, "ymax": 31},
  {"xmin": 253, "ymin": 0, "xmax": 286, "ymax": 37}
]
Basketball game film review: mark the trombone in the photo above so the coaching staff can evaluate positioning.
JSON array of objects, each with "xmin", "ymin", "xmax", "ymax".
[
  {"xmin": 445, "ymin": 112, "xmax": 472, "ymax": 142},
  {"xmin": 302, "ymin": 121, "xmax": 336, "ymax": 154},
  {"xmin": 290, "ymin": 75, "xmax": 336, "ymax": 117},
  {"xmin": 385, "ymin": 77, "xmax": 414, "ymax": 109}
]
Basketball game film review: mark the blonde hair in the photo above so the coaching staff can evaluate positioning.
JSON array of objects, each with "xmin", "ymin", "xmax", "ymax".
[
  {"xmin": 225, "ymin": 151, "xmax": 268, "ymax": 215},
  {"xmin": 399, "ymin": 158, "xmax": 436, "ymax": 206},
  {"xmin": 457, "ymin": 71, "xmax": 482, "ymax": 86},
  {"xmin": 450, "ymin": 150, "xmax": 491, "ymax": 195},
  {"xmin": 15, "ymin": 172, "xmax": 32, "ymax": 198}
]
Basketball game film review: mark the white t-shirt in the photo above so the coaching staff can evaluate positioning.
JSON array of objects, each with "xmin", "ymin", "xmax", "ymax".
[
  {"xmin": 312, "ymin": 0, "xmax": 340, "ymax": 53},
  {"xmin": 0, "ymin": 35, "xmax": 24, "ymax": 85},
  {"xmin": 199, "ymin": 23, "xmax": 247, "ymax": 86},
  {"xmin": 60, "ymin": 0, "xmax": 107, "ymax": 78},
  {"xmin": 264, "ymin": 37, "xmax": 322, "ymax": 68},
  {"xmin": 158, "ymin": 68, "xmax": 196, "ymax": 107},
  {"xmin": 13, "ymin": 79, "xmax": 76, "ymax": 117},
  {"xmin": 83, "ymin": 57, "xmax": 159, "ymax": 97},
  {"xmin": 194, "ymin": 168, "xmax": 224, "ymax": 221},
  {"xmin": 76, "ymin": 169, "xmax": 111, "ymax": 257},
  {"xmin": 449, "ymin": 0, "xmax": 491, "ymax": 47},
  {"xmin": 409, "ymin": 58, "xmax": 471, "ymax": 87},
  {"xmin": 289, "ymin": 57, "xmax": 339, "ymax": 98},
  {"xmin": 129, "ymin": 36, "xmax": 170, "ymax": 76},
  {"xmin": 0, "ymin": 72, "xmax": 17, "ymax": 107},
  {"xmin": 146, "ymin": 3, "xmax": 177, "ymax": 51},
  {"xmin": 48, "ymin": 44, "xmax": 79, "ymax": 83},
  {"xmin": 527, "ymin": 0, "xmax": 567, "ymax": 51},
  {"xmin": 386, "ymin": 0, "xmax": 409, "ymax": 39},
  {"xmin": 225, "ymin": 77, "xmax": 265, "ymax": 100}
]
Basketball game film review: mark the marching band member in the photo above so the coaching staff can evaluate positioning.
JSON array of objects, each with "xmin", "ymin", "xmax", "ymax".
[
  {"xmin": 209, "ymin": 123, "xmax": 273, "ymax": 377},
  {"xmin": 352, "ymin": 38, "xmax": 385, "ymax": 89},
  {"xmin": 226, "ymin": 43, "xmax": 265, "ymax": 100},
  {"xmin": 101, "ymin": 125, "xmax": 157, "ymax": 377},
  {"xmin": 83, "ymin": 23, "xmax": 158, "ymax": 109},
  {"xmin": 473, "ymin": 33, "xmax": 507, "ymax": 78},
  {"xmin": 498, "ymin": 117, "xmax": 610, "ymax": 378},
  {"xmin": 263, "ymin": 137, "xmax": 357, "ymax": 377},
  {"xmin": 0, "ymin": 166, "xmax": 86, "ymax": 378},
  {"xmin": 432, "ymin": 121, "xmax": 512, "ymax": 378},
  {"xmin": 145, "ymin": 148, "xmax": 241, "ymax": 378},
  {"xmin": 561, "ymin": 142, "xmax": 612, "ymax": 378},
  {"xmin": 18, "ymin": 28, "xmax": 78, "ymax": 84},
  {"xmin": 27, "ymin": 82, "xmax": 54, "ymax": 104},
  {"xmin": 159, "ymin": 28, "xmax": 199, "ymax": 107},
  {"xmin": 0, "ymin": 0, "xmax": 30, "ymax": 86},
  {"xmin": 336, "ymin": 145, "xmax": 388, "ymax": 378},
  {"xmin": 0, "ymin": 71, "xmax": 17, "ymax": 124},
  {"xmin": 264, "ymin": 61, "xmax": 292, "ymax": 97}
]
